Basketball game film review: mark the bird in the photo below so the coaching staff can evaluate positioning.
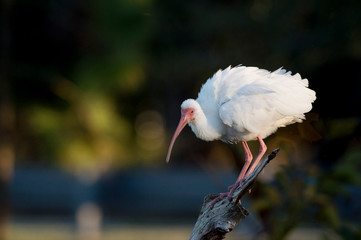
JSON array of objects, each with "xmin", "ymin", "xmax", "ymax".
[{"xmin": 166, "ymin": 65, "xmax": 316, "ymax": 194}]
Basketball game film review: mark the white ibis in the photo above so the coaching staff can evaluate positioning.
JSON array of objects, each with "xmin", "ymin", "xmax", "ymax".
[{"xmin": 166, "ymin": 65, "xmax": 316, "ymax": 191}]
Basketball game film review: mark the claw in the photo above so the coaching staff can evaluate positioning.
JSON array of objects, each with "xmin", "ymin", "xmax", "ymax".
[
  {"xmin": 210, "ymin": 181, "xmax": 242, "ymax": 208},
  {"xmin": 209, "ymin": 192, "xmax": 228, "ymax": 209}
]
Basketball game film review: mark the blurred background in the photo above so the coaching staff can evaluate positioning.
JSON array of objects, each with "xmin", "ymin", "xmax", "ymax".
[{"xmin": 1, "ymin": 0, "xmax": 361, "ymax": 239}]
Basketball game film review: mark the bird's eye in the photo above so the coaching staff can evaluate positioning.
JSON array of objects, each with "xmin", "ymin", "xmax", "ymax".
[{"xmin": 191, "ymin": 110, "xmax": 194, "ymax": 114}]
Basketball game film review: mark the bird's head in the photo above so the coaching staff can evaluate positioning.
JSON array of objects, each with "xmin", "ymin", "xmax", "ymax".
[{"xmin": 166, "ymin": 99, "xmax": 199, "ymax": 163}]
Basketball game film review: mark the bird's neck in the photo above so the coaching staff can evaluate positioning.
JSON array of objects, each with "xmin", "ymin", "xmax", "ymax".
[{"xmin": 189, "ymin": 106, "xmax": 223, "ymax": 141}]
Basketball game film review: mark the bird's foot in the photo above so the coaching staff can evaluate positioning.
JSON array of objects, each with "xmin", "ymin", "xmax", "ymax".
[
  {"xmin": 226, "ymin": 181, "xmax": 241, "ymax": 198},
  {"xmin": 209, "ymin": 181, "xmax": 243, "ymax": 208},
  {"xmin": 209, "ymin": 192, "xmax": 229, "ymax": 208}
]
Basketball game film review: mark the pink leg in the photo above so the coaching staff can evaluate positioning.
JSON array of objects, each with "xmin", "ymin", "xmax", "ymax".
[
  {"xmin": 244, "ymin": 135, "xmax": 267, "ymax": 179},
  {"xmin": 225, "ymin": 141, "xmax": 252, "ymax": 197},
  {"xmin": 209, "ymin": 141, "xmax": 253, "ymax": 208},
  {"xmin": 236, "ymin": 141, "xmax": 253, "ymax": 182},
  {"xmin": 209, "ymin": 137, "xmax": 266, "ymax": 208}
]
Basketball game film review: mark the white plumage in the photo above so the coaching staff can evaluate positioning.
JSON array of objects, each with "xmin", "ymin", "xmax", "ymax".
[
  {"xmin": 182, "ymin": 65, "xmax": 316, "ymax": 143},
  {"xmin": 166, "ymin": 65, "xmax": 316, "ymax": 188}
]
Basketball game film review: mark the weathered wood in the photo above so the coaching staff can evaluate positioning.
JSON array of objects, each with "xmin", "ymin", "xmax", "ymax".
[{"xmin": 189, "ymin": 148, "xmax": 280, "ymax": 240}]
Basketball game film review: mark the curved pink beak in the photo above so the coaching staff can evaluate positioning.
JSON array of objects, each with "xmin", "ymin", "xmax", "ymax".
[{"xmin": 166, "ymin": 110, "xmax": 192, "ymax": 163}]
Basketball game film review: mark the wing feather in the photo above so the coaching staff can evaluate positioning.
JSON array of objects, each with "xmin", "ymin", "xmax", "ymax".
[
  {"xmin": 217, "ymin": 66, "xmax": 316, "ymax": 137},
  {"xmin": 196, "ymin": 65, "xmax": 316, "ymax": 139}
]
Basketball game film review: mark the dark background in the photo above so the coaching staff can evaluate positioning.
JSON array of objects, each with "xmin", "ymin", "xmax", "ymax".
[{"xmin": 1, "ymin": 0, "xmax": 361, "ymax": 239}]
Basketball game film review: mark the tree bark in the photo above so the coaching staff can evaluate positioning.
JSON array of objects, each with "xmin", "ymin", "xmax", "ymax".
[{"xmin": 189, "ymin": 149, "xmax": 280, "ymax": 240}]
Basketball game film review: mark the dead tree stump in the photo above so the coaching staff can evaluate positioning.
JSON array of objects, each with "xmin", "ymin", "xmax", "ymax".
[{"xmin": 189, "ymin": 148, "xmax": 280, "ymax": 240}]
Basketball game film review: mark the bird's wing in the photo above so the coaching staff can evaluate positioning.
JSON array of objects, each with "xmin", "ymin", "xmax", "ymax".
[
  {"xmin": 218, "ymin": 68, "xmax": 316, "ymax": 135},
  {"xmin": 219, "ymin": 84, "xmax": 282, "ymax": 134}
]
